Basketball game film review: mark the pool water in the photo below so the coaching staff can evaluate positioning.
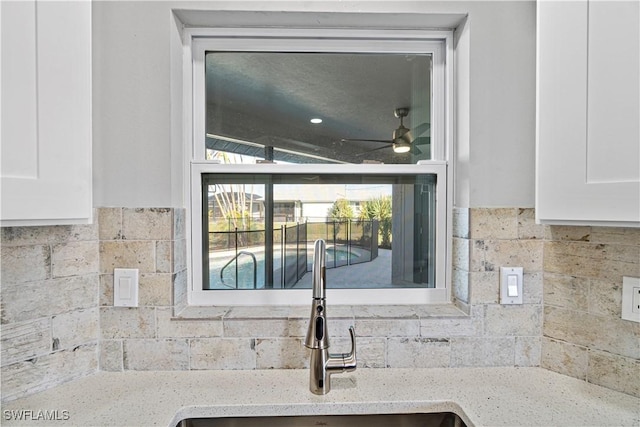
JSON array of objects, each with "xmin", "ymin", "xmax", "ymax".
[{"xmin": 208, "ymin": 246, "xmax": 363, "ymax": 290}]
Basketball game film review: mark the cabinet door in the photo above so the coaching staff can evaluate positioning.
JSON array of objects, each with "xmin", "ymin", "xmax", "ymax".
[
  {"xmin": 1, "ymin": 1, "xmax": 92, "ymax": 226},
  {"xmin": 537, "ymin": 0, "xmax": 639, "ymax": 225}
]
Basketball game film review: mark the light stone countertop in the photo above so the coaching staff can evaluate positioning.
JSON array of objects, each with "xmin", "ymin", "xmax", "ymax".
[{"xmin": 1, "ymin": 368, "xmax": 639, "ymax": 427}]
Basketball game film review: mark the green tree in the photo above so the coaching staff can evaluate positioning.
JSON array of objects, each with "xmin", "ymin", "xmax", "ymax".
[
  {"xmin": 328, "ymin": 198, "xmax": 354, "ymax": 220},
  {"xmin": 327, "ymin": 199, "xmax": 354, "ymax": 243},
  {"xmin": 359, "ymin": 195, "xmax": 392, "ymax": 248}
]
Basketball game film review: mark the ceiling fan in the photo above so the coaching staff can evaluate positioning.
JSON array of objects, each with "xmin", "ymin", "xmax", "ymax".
[{"xmin": 342, "ymin": 108, "xmax": 427, "ymax": 155}]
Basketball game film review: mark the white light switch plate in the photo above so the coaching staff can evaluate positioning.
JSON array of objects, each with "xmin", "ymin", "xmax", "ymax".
[
  {"xmin": 500, "ymin": 267, "xmax": 523, "ymax": 305},
  {"xmin": 114, "ymin": 268, "xmax": 139, "ymax": 307}
]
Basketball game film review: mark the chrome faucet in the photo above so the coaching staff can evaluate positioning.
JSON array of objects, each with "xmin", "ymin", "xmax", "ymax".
[{"xmin": 304, "ymin": 239, "xmax": 356, "ymax": 395}]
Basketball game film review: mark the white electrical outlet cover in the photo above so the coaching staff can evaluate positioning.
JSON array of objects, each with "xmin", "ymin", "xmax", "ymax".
[{"xmin": 621, "ymin": 277, "xmax": 640, "ymax": 323}]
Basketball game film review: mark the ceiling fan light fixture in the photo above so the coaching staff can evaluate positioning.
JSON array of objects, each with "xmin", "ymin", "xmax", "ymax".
[
  {"xmin": 393, "ymin": 139, "xmax": 411, "ymax": 153},
  {"xmin": 310, "ymin": 118, "xmax": 323, "ymax": 124}
]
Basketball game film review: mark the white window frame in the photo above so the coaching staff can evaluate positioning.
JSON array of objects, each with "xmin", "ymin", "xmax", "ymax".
[{"xmin": 185, "ymin": 28, "xmax": 454, "ymax": 306}]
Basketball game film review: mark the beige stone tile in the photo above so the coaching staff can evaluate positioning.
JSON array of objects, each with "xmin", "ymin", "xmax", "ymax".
[
  {"xmin": 544, "ymin": 241, "xmax": 605, "ymax": 278},
  {"xmin": 599, "ymin": 243, "xmax": 640, "ymax": 265},
  {"xmin": 451, "ymin": 237, "xmax": 469, "ymax": 271},
  {"xmin": 320, "ymin": 305, "xmax": 355, "ymax": 319},
  {"xmin": 545, "ymin": 226, "xmax": 592, "ymax": 242},
  {"xmin": 99, "ymin": 241, "xmax": 155, "ymax": 274},
  {"xmin": 173, "ymin": 270, "xmax": 189, "ymax": 313},
  {"xmin": 255, "ymin": 338, "xmax": 308, "ymax": 369},
  {"xmin": 469, "ymin": 271, "xmax": 499, "ymax": 304},
  {"xmin": 420, "ymin": 311, "xmax": 482, "ymax": 338},
  {"xmin": 123, "ymin": 339, "xmax": 189, "ymax": 370},
  {"xmin": 190, "ymin": 338, "xmax": 256, "ymax": 370},
  {"xmin": 122, "ymin": 208, "xmax": 172, "ymax": 240},
  {"xmin": 173, "ymin": 238, "xmax": 187, "ymax": 272},
  {"xmin": 155, "ymin": 240, "xmax": 172, "ymax": 273},
  {"xmin": 100, "ymin": 274, "xmax": 114, "ymax": 306},
  {"xmin": 1, "ymin": 223, "xmax": 97, "ymax": 246},
  {"xmin": 52, "ymin": 308, "xmax": 99, "ymax": 350},
  {"xmin": 485, "ymin": 304, "xmax": 542, "ymax": 337},
  {"xmin": 544, "ymin": 306, "xmax": 640, "ymax": 359},
  {"xmin": 327, "ymin": 318, "xmax": 357, "ymax": 339},
  {"xmin": 541, "ymin": 337, "xmax": 588, "ymax": 380},
  {"xmin": 546, "ymin": 242, "xmax": 640, "ymax": 281},
  {"xmin": 543, "ymin": 273, "xmax": 589, "ymax": 311},
  {"xmin": 596, "ymin": 259, "xmax": 640, "ymax": 282},
  {"xmin": 287, "ymin": 305, "xmax": 312, "ymax": 319},
  {"xmin": 0, "ymin": 318, "xmax": 51, "ymax": 366},
  {"xmin": 591, "ymin": 227, "xmax": 640, "ymax": 246},
  {"xmin": 588, "ymin": 350, "xmax": 640, "ymax": 397},
  {"xmin": 450, "ymin": 337, "xmax": 515, "ymax": 367},
  {"xmin": 469, "ymin": 208, "xmax": 518, "ymax": 240},
  {"xmin": 515, "ymin": 336, "xmax": 541, "ymax": 367},
  {"xmin": 51, "ymin": 241, "xmax": 99, "ymax": 278},
  {"xmin": 517, "ymin": 208, "xmax": 545, "ymax": 240},
  {"xmin": 544, "ymin": 241, "xmax": 601, "ymax": 259},
  {"xmin": 452, "ymin": 268, "xmax": 469, "ymax": 303},
  {"xmin": 99, "ymin": 340, "xmax": 123, "ymax": 372},
  {"xmin": 223, "ymin": 318, "xmax": 289, "ymax": 338},
  {"xmin": 1, "ymin": 245, "xmax": 50, "ymax": 284},
  {"xmin": 483, "ymin": 239, "xmax": 543, "ymax": 273},
  {"xmin": 0, "ymin": 344, "xmax": 97, "ymax": 402},
  {"xmin": 139, "ymin": 273, "xmax": 172, "ymax": 307},
  {"xmin": 414, "ymin": 303, "xmax": 468, "ymax": 318},
  {"xmin": 452, "ymin": 207, "xmax": 469, "ymax": 239},
  {"xmin": 354, "ymin": 337, "xmax": 386, "ymax": 368},
  {"xmin": 100, "ymin": 307, "xmax": 156, "ymax": 339},
  {"xmin": 156, "ymin": 307, "xmax": 223, "ymax": 338},
  {"xmin": 387, "ymin": 337, "xmax": 450, "ymax": 368},
  {"xmin": 1, "ymin": 275, "xmax": 98, "ymax": 324},
  {"xmin": 225, "ymin": 305, "xmax": 291, "ymax": 319},
  {"xmin": 523, "ymin": 272, "xmax": 543, "ymax": 304},
  {"xmin": 286, "ymin": 318, "xmax": 308, "ymax": 338},
  {"xmin": 351, "ymin": 305, "xmax": 418, "ymax": 319},
  {"xmin": 173, "ymin": 306, "xmax": 229, "ymax": 321},
  {"xmin": 588, "ymin": 278, "xmax": 622, "ymax": 318},
  {"xmin": 469, "ymin": 239, "xmax": 486, "ymax": 272},
  {"xmin": 354, "ymin": 318, "xmax": 420, "ymax": 337},
  {"xmin": 173, "ymin": 208, "xmax": 186, "ymax": 240},
  {"xmin": 97, "ymin": 208, "xmax": 122, "ymax": 240}
]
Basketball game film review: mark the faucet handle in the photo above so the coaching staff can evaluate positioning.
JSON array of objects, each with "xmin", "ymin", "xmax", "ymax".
[{"xmin": 344, "ymin": 326, "xmax": 357, "ymax": 371}]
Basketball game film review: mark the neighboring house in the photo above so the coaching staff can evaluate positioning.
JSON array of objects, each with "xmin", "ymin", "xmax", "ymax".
[{"xmin": 272, "ymin": 184, "xmax": 391, "ymax": 222}]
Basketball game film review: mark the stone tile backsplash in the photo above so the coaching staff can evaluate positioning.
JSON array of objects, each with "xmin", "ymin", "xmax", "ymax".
[
  {"xmin": 1, "ymin": 207, "xmax": 638, "ymax": 401},
  {"xmin": 1, "ymin": 222, "xmax": 99, "ymax": 401},
  {"xmin": 541, "ymin": 226, "xmax": 640, "ymax": 397}
]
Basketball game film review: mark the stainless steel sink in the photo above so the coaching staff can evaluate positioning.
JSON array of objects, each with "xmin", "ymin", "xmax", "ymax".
[{"xmin": 178, "ymin": 412, "xmax": 467, "ymax": 427}]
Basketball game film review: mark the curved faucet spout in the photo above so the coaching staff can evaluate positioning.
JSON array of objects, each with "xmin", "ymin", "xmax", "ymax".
[
  {"xmin": 306, "ymin": 239, "xmax": 356, "ymax": 395},
  {"xmin": 312, "ymin": 239, "xmax": 326, "ymax": 300}
]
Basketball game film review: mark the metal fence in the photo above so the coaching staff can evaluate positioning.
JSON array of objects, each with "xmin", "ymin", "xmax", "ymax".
[{"xmin": 209, "ymin": 219, "xmax": 378, "ymax": 289}]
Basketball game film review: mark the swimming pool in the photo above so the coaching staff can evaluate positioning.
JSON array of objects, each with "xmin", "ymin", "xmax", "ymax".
[{"xmin": 207, "ymin": 245, "xmax": 365, "ymax": 290}]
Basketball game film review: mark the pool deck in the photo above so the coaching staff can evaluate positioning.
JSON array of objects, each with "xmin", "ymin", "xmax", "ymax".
[
  {"xmin": 291, "ymin": 248, "xmax": 392, "ymax": 289},
  {"xmin": 210, "ymin": 246, "xmax": 393, "ymax": 289}
]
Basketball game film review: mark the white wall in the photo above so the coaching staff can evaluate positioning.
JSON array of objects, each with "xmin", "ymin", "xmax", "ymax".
[{"xmin": 92, "ymin": 1, "xmax": 535, "ymax": 209}]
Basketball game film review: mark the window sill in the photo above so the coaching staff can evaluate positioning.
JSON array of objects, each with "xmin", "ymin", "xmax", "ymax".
[{"xmin": 173, "ymin": 303, "xmax": 467, "ymax": 321}]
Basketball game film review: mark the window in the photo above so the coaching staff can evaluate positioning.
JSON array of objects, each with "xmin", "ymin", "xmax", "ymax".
[{"xmin": 187, "ymin": 28, "xmax": 453, "ymax": 305}]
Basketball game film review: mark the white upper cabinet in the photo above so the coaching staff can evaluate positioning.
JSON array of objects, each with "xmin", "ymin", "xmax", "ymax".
[
  {"xmin": 537, "ymin": 0, "xmax": 639, "ymax": 226},
  {"xmin": 1, "ymin": 1, "xmax": 92, "ymax": 226}
]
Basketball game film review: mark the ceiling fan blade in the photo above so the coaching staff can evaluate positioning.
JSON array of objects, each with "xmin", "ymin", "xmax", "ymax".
[
  {"xmin": 414, "ymin": 122, "xmax": 431, "ymax": 137},
  {"xmin": 341, "ymin": 138, "xmax": 394, "ymax": 145},
  {"xmin": 354, "ymin": 145, "xmax": 391, "ymax": 156}
]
